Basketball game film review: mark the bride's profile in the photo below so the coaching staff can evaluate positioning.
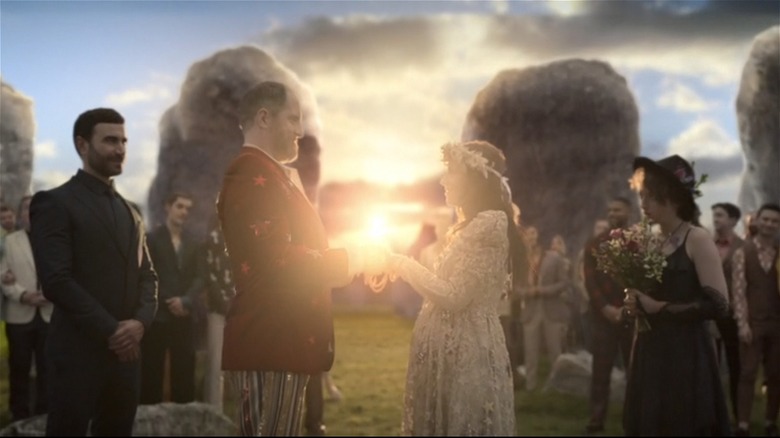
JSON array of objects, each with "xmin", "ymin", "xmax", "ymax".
[{"xmin": 385, "ymin": 140, "xmax": 528, "ymax": 436}]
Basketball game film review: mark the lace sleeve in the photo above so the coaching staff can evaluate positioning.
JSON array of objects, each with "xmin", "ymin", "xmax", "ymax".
[
  {"xmin": 656, "ymin": 286, "xmax": 730, "ymax": 321},
  {"xmin": 393, "ymin": 211, "xmax": 507, "ymax": 312}
]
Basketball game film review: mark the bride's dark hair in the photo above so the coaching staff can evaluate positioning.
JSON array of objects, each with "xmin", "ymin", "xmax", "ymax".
[{"xmin": 447, "ymin": 141, "xmax": 529, "ymax": 290}]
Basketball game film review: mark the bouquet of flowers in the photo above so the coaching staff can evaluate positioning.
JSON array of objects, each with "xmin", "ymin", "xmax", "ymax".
[{"xmin": 592, "ymin": 217, "xmax": 667, "ymax": 332}]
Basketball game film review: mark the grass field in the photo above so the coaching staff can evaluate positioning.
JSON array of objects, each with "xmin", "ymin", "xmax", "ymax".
[{"xmin": 0, "ymin": 307, "xmax": 773, "ymax": 435}]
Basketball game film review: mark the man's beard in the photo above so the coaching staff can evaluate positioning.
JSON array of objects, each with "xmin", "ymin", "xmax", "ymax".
[{"xmin": 88, "ymin": 144, "xmax": 122, "ymax": 178}]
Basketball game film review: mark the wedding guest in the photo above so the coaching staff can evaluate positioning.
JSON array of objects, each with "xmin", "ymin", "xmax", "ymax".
[
  {"xmin": 1, "ymin": 195, "xmax": 52, "ymax": 421},
  {"xmin": 0, "ymin": 204, "xmax": 17, "ymax": 262},
  {"xmin": 500, "ymin": 204, "xmax": 525, "ymax": 388},
  {"xmin": 623, "ymin": 154, "xmax": 730, "ymax": 436},
  {"xmin": 583, "ymin": 198, "xmax": 634, "ymax": 435},
  {"xmin": 202, "ymin": 215, "xmax": 235, "ymax": 412},
  {"xmin": 710, "ymin": 202, "xmax": 744, "ymax": 424},
  {"xmin": 573, "ymin": 218, "xmax": 609, "ymax": 354},
  {"xmin": 30, "ymin": 108, "xmax": 158, "ymax": 436},
  {"xmin": 519, "ymin": 232, "xmax": 572, "ymax": 391},
  {"xmin": 141, "ymin": 192, "xmax": 203, "ymax": 404},
  {"xmin": 731, "ymin": 203, "xmax": 780, "ymax": 437}
]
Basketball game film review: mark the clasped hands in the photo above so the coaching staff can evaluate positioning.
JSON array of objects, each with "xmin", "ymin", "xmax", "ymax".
[
  {"xmin": 108, "ymin": 319, "xmax": 144, "ymax": 362},
  {"xmin": 345, "ymin": 243, "xmax": 406, "ymax": 281}
]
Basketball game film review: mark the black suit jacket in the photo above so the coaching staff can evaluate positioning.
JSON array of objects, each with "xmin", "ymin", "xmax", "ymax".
[
  {"xmin": 146, "ymin": 224, "xmax": 204, "ymax": 322},
  {"xmin": 29, "ymin": 170, "xmax": 158, "ymax": 359}
]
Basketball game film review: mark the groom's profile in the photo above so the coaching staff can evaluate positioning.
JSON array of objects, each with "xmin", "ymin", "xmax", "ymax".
[{"xmin": 217, "ymin": 81, "xmax": 351, "ymax": 436}]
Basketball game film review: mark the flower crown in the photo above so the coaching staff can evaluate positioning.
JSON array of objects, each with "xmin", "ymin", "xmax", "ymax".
[
  {"xmin": 441, "ymin": 141, "xmax": 512, "ymax": 201},
  {"xmin": 441, "ymin": 142, "xmax": 502, "ymax": 180}
]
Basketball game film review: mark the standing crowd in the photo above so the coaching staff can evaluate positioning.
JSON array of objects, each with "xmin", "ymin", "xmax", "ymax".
[
  {"xmin": 0, "ymin": 81, "xmax": 778, "ymax": 437},
  {"xmin": 0, "ymin": 102, "xmax": 339, "ymax": 436}
]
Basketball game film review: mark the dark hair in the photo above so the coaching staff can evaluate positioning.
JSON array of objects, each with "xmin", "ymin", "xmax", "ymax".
[
  {"xmin": 449, "ymin": 141, "xmax": 529, "ymax": 290},
  {"xmin": 165, "ymin": 192, "xmax": 193, "ymax": 206},
  {"xmin": 238, "ymin": 81, "xmax": 288, "ymax": 130},
  {"xmin": 0, "ymin": 204, "xmax": 13, "ymax": 214},
  {"xmin": 711, "ymin": 202, "xmax": 741, "ymax": 221},
  {"xmin": 72, "ymin": 108, "xmax": 124, "ymax": 152},
  {"xmin": 756, "ymin": 203, "xmax": 780, "ymax": 219},
  {"xmin": 634, "ymin": 166, "xmax": 697, "ymax": 222}
]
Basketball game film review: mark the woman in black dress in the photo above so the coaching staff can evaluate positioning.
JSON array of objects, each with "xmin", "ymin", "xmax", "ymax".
[{"xmin": 623, "ymin": 155, "xmax": 731, "ymax": 436}]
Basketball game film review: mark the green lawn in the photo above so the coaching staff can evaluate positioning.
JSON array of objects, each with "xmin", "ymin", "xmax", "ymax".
[
  {"xmin": 318, "ymin": 307, "xmax": 621, "ymax": 436},
  {"xmin": 1, "ymin": 309, "xmax": 774, "ymax": 435}
]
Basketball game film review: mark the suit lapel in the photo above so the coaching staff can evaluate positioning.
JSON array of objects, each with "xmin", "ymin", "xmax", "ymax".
[
  {"xmin": 19, "ymin": 233, "xmax": 36, "ymax": 279},
  {"xmin": 125, "ymin": 199, "xmax": 145, "ymax": 268},
  {"xmin": 249, "ymin": 148, "xmax": 329, "ymax": 248}
]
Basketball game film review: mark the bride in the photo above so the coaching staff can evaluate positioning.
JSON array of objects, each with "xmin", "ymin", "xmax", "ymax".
[{"xmin": 380, "ymin": 140, "xmax": 528, "ymax": 436}]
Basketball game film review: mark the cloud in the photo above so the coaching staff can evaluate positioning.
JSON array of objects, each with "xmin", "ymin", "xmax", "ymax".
[
  {"xmin": 667, "ymin": 119, "xmax": 740, "ymax": 159},
  {"xmin": 260, "ymin": 15, "xmax": 443, "ymax": 77},
  {"xmin": 115, "ymin": 138, "xmax": 159, "ymax": 207},
  {"xmin": 666, "ymin": 119, "xmax": 744, "ymax": 184},
  {"xmin": 491, "ymin": 0, "xmax": 509, "ymax": 15},
  {"xmin": 104, "ymin": 73, "xmax": 179, "ymax": 108},
  {"xmin": 34, "ymin": 140, "xmax": 58, "ymax": 159},
  {"xmin": 484, "ymin": 6, "xmax": 778, "ymax": 85},
  {"xmin": 544, "ymin": 0, "xmax": 588, "ymax": 16},
  {"xmin": 246, "ymin": 9, "xmax": 775, "ymax": 186},
  {"xmin": 32, "ymin": 170, "xmax": 70, "ymax": 192},
  {"xmin": 656, "ymin": 79, "xmax": 716, "ymax": 112}
]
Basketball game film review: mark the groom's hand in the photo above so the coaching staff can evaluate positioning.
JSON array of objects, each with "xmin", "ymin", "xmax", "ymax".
[
  {"xmin": 363, "ymin": 244, "xmax": 389, "ymax": 277},
  {"xmin": 344, "ymin": 245, "xmax": 365, "ymax": 279}
]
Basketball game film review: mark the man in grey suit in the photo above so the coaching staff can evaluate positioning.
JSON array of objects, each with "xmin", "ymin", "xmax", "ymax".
[{"xmin": 30, "ymin": 108, "xmax": 158, "ymax": 436}]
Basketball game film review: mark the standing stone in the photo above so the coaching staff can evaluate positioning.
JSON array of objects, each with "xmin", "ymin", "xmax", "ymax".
[
  {"xmin": 0, "ymin": 80, "xmax": 35, "ymax": 211},
  {"xmin": 736, "ymin": 25, "xmax": 780, "ymax": 215},
  {"xmin": 463, "ymin": 59, "xmax": 640, "ymax": 255},
  {"xmin": 147, "ymin": 45, "xmax": 322, "ymax": 239}
]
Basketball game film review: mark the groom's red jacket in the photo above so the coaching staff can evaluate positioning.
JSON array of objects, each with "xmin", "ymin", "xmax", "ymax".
[{"xmin": 217, "ymin": 146, "xmax": 347, "ymax": 374}]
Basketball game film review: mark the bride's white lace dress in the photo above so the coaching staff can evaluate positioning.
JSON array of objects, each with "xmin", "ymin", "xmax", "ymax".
[{"xmin": 394, "ymin": 210, "xmax": 515, "ymax": 436}]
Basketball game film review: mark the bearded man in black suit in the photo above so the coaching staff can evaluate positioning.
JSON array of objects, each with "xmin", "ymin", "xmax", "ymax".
[{"xmin": 30, "ymin": 108, "xmax": 158, "ymax": 436}]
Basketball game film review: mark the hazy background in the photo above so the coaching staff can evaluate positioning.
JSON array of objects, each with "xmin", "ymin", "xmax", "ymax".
[{"xmin": 2, "ymin": 0, "xmax": 777, "ymax": 249}]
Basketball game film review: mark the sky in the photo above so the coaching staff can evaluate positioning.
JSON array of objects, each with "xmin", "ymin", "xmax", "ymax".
[{"xmin": 1, "ymin": 0, "xmax": 778, "ymax": 231}]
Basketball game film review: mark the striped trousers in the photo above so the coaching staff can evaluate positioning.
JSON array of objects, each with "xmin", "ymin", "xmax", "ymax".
[{"xmin": 228, "ymin": 370, "xmax": 309, "ymax": 436}]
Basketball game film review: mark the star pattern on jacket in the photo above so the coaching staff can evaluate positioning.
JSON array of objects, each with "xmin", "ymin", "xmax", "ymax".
[
  {"xmin": 253, "ymin": 174, "xmax": 267, "ymax": 187},
  {"xmin": 249, "ymin": 220, "xmax": 272, "ymax": 238}
]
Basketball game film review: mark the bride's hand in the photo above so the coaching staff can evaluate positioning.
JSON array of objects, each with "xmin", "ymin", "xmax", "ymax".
[
  {"xmin": 387, "ymin": 253, "xmax": 407, "ymax": 277},
  {"xmin": 363, "ymin": 243, "xmax": 390, "ymax": 277}
]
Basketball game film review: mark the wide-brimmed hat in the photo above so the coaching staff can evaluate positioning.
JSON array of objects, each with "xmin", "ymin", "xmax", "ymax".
[{"xmin": 633, "ymin": 154, "xmax": 698, "ymax": 197}]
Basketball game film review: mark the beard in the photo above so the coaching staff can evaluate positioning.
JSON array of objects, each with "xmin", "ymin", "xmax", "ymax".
[{"xmin": 87, "ymin": 143, "xmax": 123, "ymax": 178}]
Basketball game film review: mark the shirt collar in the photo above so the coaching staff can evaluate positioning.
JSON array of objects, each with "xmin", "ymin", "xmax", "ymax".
[
  {"xmin": 714, "ymin": 233, "xmax": 734, "ymax": 247},
  {"xmin": 75, "ymin": 169, "xmax": 117, "ymax": 197},
  {"xmin": 243, "ymin": 143, "xmax": 292, "ymax": 178}
]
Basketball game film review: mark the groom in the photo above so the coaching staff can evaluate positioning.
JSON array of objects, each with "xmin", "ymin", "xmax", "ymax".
[{"xmin": 217, "ymin": 81, "xmax": 354, "ymax": 436}]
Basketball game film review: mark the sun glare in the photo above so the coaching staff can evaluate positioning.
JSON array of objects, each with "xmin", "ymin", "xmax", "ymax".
[{"xmin": 368, "ymin": 214, "xmax": 389, "ymax": 241}]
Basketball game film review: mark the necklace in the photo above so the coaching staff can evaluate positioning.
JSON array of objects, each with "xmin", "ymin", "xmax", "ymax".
[{"xmin": 662, "ymin": 220, "xmax": 686, "ymax": 249}]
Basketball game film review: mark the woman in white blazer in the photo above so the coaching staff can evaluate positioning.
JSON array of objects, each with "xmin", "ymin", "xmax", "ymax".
[{"xmin": 0, "ymin": 196, "xmax": 52, "ymax": 420}]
